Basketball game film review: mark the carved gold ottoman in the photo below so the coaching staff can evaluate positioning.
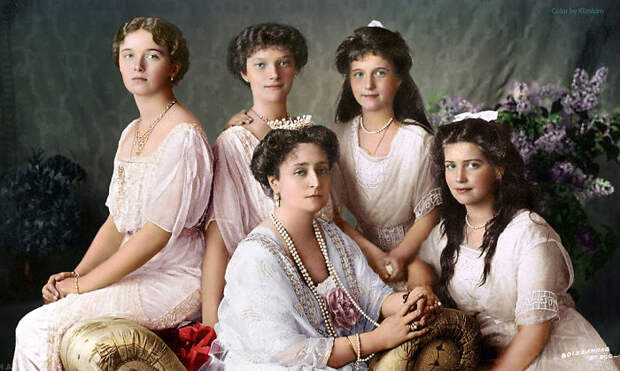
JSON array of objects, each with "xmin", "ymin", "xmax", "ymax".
[
  {"xmin": 60, "ymin": 317, "xmax": 184, "ymax": 370},
  {"xmin": 370, "ymin": 308, "xmax": 481, "ymax": 370}
]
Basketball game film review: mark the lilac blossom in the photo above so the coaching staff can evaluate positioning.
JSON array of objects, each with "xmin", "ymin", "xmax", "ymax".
[
  {"xmin": 579, "ymin": 178, "xmax": 615, "ymax": 202},
  {"xmin": 501, "ymin": 82, "xmax": 533, "ymax": 115},
  {"xmin": 533, "ymin": 125, "xmax": 573, "ymax": 154},
  {"xmin": 510, "ymin": 131, "xmax": 536, "ymax": 163},
  {"xmin": 550, "ymin": 161, "xmax": 588, "ymax": 188},
  {"xmin": 562, "ymin": 67, "xmax": 608, "ymax": 114},
  {"xmin": 528, "ymin": 83, "xmax": 567, "ymax": 110},
  {"xmin": 550, "ymin": 161, "xmax": 574, "ymax": 183},
  {"xmin": 430, "ymin": 96, "xmax": 480, "ymax": 126}
]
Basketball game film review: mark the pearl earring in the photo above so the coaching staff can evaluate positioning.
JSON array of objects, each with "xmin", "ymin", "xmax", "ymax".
[{"xmin": 274, "ymin": 193, "xmax": 280, "ymax": 207}]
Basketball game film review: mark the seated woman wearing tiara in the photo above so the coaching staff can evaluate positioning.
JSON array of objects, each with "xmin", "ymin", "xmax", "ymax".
[
  {"xmin": 206, "ymin": 125, "xmax": 441, "ymax": 370},
  {"xmin": 417, "ymin": 116, "xmax": 616, "ymax": 370},
  {"xmin": 13, "ymin": 17, "xmax": 213, "ymax": 370},
  {"xmin": 201, "ymin": 23, "xmax": 321, "ymax": 326}
]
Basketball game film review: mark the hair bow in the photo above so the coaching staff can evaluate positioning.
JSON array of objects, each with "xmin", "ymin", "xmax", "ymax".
[
  {"xmin": 367, "ymin": 20, "xmax": 385, "ymax": 28},
  {"xmin": 453, "ymin": 110, "xmax": 498, "ymax": 122}
]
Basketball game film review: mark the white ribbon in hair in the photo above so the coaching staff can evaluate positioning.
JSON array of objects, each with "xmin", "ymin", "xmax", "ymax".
[
  {"xmin": 453, "ymin": 110, "xmax": 498, "ymax": 122},
  {"xmin": 368, "ymin": 20, "xmax": 385, "ymax": 28}
]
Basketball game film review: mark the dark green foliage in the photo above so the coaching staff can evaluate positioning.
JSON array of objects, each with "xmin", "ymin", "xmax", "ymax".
[{"xmin": 0, "ymin": 150, "xmax": 85, "ymax": 258}]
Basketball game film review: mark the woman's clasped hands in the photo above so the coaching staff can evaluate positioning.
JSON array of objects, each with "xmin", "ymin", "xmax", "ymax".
[
  {"xmin": 374, "ymin": 287, "xmax": 441, "ymax": 348},
  {"xmin": 42, "ymin": 271, "xmax": 76, "ymax": 304}
]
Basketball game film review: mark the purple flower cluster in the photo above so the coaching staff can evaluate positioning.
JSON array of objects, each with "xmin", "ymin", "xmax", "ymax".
[
  {"xmin": 578, "ymin": 178, "xmax": 615, "ymax": 203},
  {"xmin": 430, "ymin": 96, "xmax": 480, "ymax": 126},
  {"xmin": 501, "ymin": 81, "xmax": 567, "ymax": 115},
  {"xmin": 529, "ymin": 83, "xmax": 567, "ymax": 110},
  {"xmin": 511, "ymin": 131, "xmax": 536, "ymax": 164},
  {"xmin": 550, "ymin": 161, "xmax": 587, "ymax": 188},
  {"xmin": 550, "ymin": 161, "xmax": 575, "ymax": 183},
  {"xmin": 562, "ymin": 67, "xmax": 608, "ymax": 114},
  {"xmin": 533, "ymin": 125, "xmax": 573, "ymax": 155},
  {"xmin": 549, "ymin": 161, "xmax": 612, "ymax": 203}
]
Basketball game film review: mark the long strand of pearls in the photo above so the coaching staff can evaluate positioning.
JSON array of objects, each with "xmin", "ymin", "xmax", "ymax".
[
  {"xmin": 270, "ymin": 212, "xmax": 338, "ymax": 338},
  {"xmin": 270, "ymin": 212, "xmax": 378, "ymax": 368},
  {"xmin": 312, "ymin": 220, "xmax": 380, "ymax": 328}
]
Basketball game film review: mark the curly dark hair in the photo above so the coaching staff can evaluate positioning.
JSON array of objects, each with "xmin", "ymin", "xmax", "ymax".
[
  {"xmin": 431, "ymin": 118, "xmax": 538, "ymax": 307},
  {"xmin": 251, "ymin": 126, "xmax": 339, "ymax": 196},
  {"xmin": 334, "ymin": 26, "xmax": 431, "ymax": 132},
  {"xmin": 227, "ymin": 23, "xmax": 308, "ymax": 84},
  {"xmin": 112, "ymin": 17, "xmax": 189, "ymax": 84}
]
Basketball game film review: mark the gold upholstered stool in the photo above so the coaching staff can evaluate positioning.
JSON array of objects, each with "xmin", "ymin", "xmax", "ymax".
[
  {"xmin": 370, "ymin": 308, "xmax": 481, "ymax": 371},
  {"xmin": 60, "ymin": 317, "xmax": 184, "ymax": 370}
]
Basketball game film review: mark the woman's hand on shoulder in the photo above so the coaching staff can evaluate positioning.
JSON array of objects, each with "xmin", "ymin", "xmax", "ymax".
[
  {"xmin": 373, "ymin": 291, "xmax": 429, "ymax": 349},
  {"xmin": 224, "ymin": 110, "xmax": 253, "ymax": 130},
  {"xmin": 42, "ymin": 272, "xmax": 74, "ymax": 303}
]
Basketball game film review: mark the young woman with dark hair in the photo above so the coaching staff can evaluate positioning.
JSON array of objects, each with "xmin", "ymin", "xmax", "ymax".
[
  {"xmin": 201, "ymin": 23, "xmax": 321, "ymax": 326},
  {"xmin": 330, "ymin": 22, "xmax": 440, "ymax": 291},
  {"xmin": 417, "ymin": 118, "xmax": 615, "ymax": 370},
  {"xmin": 208, "ymin": 125, "xmax": 440, "ymax": 369},
  {"xmin": 14, "ymin": 17, "xmax": 213, "ymax": 369}
]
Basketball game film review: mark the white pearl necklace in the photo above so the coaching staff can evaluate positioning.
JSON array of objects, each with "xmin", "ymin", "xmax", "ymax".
[
  {"xmin": 269, "ymin": 212, "xmax": 380, "ymax": 339},
  {"xmin": 360, "ymin": 116, "xmax": 393, "ymax": 134},
  {"xmin": 465, "ymin": 213, "xmax": 494, "ymax": 230}
]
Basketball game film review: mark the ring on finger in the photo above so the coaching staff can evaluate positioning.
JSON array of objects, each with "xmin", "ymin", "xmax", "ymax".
[{"xmin": 409, "ymin": 322, "xmax": 419, "ymax": 331}]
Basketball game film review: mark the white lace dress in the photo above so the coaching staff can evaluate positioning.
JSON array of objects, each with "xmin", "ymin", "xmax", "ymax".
[
  {"xmin": 205, "ymin": 220, "xmax": 393, "ymax": 370},
  {"xmin": 330, "ymin": 117, "xmax": 441, "ymax": 289},
  {"xmin": 418, "ymin": 211, "xmax": 617, "ymax": 370},
  {"xmin": 13, "ymin": 121, "xmax": 213, "ymax": 371}
]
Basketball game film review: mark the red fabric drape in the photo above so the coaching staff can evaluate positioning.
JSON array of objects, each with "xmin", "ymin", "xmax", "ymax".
[{"xmin": 156, "ymin": 323, "xmax": 216, "ymax": 371}]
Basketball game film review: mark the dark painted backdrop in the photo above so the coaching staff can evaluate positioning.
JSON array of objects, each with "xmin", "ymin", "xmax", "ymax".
[{"xmin": 1, "ymin": 0, "xmax": 618, "ymax": 364}]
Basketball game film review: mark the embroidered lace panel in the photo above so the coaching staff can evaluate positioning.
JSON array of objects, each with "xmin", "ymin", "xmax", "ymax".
[
  {"xmin": 357, "ymin": 222, "xmax": 410, "ymax": 252},
  {"xmin": 245, "ymin": 233, "xmax": 324, "ymax": 335},
  {"xmin": 414, "ymin": 187, "xmax": 442, "ymax": 219},
  {"xmin": 515, "ymin": 290, "xmax": 559, "ymax": 317}
]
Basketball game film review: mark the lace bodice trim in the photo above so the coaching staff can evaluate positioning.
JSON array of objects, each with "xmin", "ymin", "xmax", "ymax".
[{"xmin": 351, "ymin": 116, "xmax": 398, "ymax": 190}]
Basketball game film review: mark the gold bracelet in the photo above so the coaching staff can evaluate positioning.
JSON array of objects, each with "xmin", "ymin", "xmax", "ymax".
[
  {"xmin": 72, "ymin": 270, "xmax": 80, "ymax": 278},
  {"xmin": 73, "ymin": 275, "xmax": 80, "ymax": 294}
]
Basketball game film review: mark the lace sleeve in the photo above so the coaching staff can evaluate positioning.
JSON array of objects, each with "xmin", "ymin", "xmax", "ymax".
[
  {"xmin": 515, "ymin": 240, "xmax": 570, "ymax": 325},
  {"xmin": 413, "ymin": 187, "xmax": 442, "ymax": 219},
  {"xmin": 412, "ymin": 133, "xmax": 441, "ymax": 219},
  {"xmin": 516, "ymin": 290, "xmax": 559, "ymax": 325}
]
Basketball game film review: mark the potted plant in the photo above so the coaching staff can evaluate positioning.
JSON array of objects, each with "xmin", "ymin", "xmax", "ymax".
[{"xmin": 0, "ymin": 150, "xmax": 85, "ymax": 292}]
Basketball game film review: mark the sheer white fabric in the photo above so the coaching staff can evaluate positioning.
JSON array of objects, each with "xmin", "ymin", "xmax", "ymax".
[
  {"xmin": 205, "ymin": 220, "xmax": 393, "ymax": 370},
  {"xmin": 331, "ymin": 117, "xmax": 440, "ymax": 253},
  {"xmin": 210, "ymin": 125, "xmax": 333, "ymax": 255},
  {"xmin": 418, "ymin": 211, "xmax": 617, "ymax": 370},
  {"xmin": 13, "ymin": 121, "xmax": 213, "ymax": 371}
]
